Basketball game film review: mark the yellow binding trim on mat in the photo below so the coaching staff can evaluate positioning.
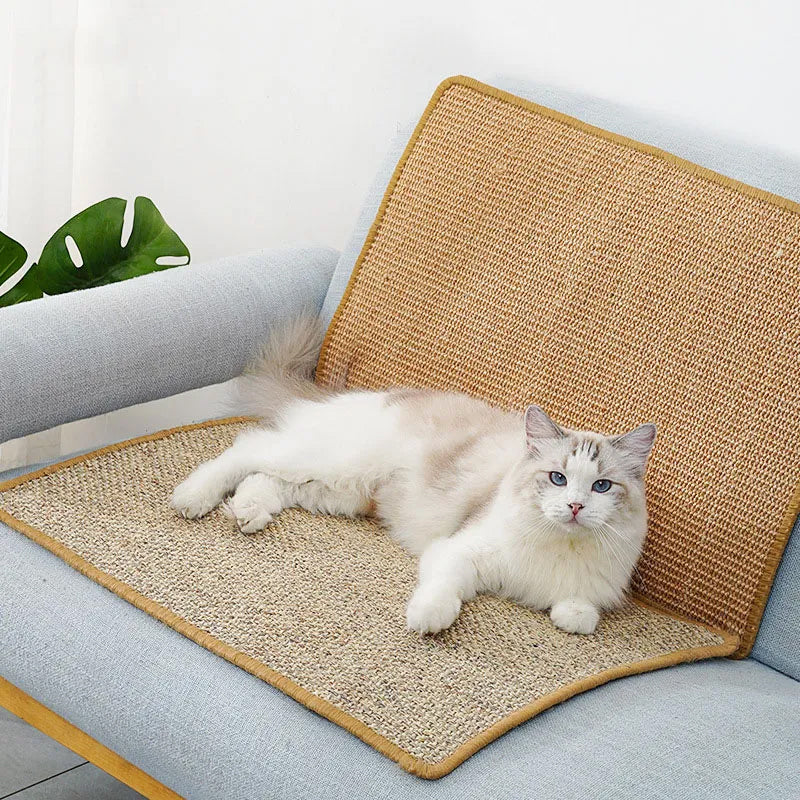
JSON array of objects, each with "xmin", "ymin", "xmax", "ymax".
[
  {"xmin": 0, "ymin": 417, "xmax": 738, "ymax": 779},
  {"xmin": 317, "ymin": 74, "xmax": 800, "ymax": 660}
]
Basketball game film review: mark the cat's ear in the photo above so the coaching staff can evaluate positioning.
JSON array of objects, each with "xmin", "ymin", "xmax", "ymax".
[
  {"xmin": 524, "ymin": 405, "xmax": 565, "ymax": 454},
  {"xmin": 611, "ymin": 423, "xmax": 657, "ymax": 476}
]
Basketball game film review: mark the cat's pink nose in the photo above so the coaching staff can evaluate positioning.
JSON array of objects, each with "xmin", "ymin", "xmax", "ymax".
[{"xmin": 569, "ymin": 503, "xmax": 584, "ymax": 517}]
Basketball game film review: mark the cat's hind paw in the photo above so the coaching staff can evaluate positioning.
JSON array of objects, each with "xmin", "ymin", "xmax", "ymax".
[
  {"xmin": 222, "ymin": 500, "xmax": 274, "ymax": 534},
  {"xmin": 222, "ymin": 473, "xmax": 284, "ymax": 534}
]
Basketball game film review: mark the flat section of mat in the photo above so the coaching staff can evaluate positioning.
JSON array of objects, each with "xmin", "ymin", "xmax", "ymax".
[
  {"xmin": 317, "ymin": 76, "xmax": 800, "ymax": 657},
  {"xmin": 0, "ymin": 420, "xmax": 736, "ymax": 778}
]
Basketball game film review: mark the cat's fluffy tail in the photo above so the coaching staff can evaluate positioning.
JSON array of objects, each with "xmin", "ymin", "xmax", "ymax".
[{"xmin": 232, "ymin": 316, "xmax": 329, "ymax": 424}]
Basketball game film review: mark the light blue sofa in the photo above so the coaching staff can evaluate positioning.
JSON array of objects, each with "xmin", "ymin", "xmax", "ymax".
[{"xmin": 2, "ymin": 79, "xmax": 798, "ymax": 799}]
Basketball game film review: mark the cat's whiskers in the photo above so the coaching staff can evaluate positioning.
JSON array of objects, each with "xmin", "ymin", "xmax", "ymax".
[
  {"xmin": 600, "ymin": 531, "xmax": 632, "ymax": 586},
  {"xmin": 590, "ymin": 525, "xmax": 615, "ymax": 577},
  {"xmin": 526, "ymin": 515, "xmax": 558, "ymax": 543},
  {"xmin": 598, "ymin": 521, "xmax": 642, "ymax": 586}
]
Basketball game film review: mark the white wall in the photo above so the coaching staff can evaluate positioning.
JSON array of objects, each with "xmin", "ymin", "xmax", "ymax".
[
  {"xmin": 2, "ymin": 0, "xmax": 799, "ymax": 468},
  {"xmin": 69, "ymin": 0, "xmax": 800, "ymax": 262}
]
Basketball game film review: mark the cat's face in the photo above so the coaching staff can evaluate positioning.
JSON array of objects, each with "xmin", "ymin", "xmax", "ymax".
[{"xmin": 515, "ymin": 406, "xmax": 656, "ymax": 533}]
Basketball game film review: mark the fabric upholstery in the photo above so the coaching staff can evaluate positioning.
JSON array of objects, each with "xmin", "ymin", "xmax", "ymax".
[
  {"xmin": 320, "ymin": 126, "xmax": 413, "ymax": 327},
  {"xmin": 752, "ymin": 514, "xmax": 800, "ymax": 680},
  {"xmin": 0, "ymin": 246, "xmax": 339, "ymax": 444},
  {"xmin": 1, "ymin": 485, "xmax": 797, "ymax": 799}
]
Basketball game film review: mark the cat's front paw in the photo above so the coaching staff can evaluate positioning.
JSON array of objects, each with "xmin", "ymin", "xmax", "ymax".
[
  {"xmin": 406, "ymin": 587, "xmax": 462, "ymax": 634},
  {"xmin": 550, "ymin": 598, "xmax": 600, "ymax": 634},
  {"xmin": 170, "ymin": 469, "xmax": 223, "ymax": 519}
]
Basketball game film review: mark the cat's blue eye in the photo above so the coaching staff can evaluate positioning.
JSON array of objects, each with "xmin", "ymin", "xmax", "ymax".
[
  {"xmin": 549, "ymin": 471, "xmax": 567, "ymax": 486},
  {"xmin": 592, "ymin": 479, "xmax": 612, "ymax": 493}
]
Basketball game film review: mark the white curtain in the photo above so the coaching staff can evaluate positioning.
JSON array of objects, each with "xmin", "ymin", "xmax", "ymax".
[
  {"xmin": 1, "ymin": 0, "xmax": 78, "ymax": 470},
  {"xmin": 1, "ymin": 0, "xmax": 78, "ymax": 260}
]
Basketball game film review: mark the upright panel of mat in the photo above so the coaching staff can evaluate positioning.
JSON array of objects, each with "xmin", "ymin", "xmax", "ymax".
[{"xmin": 318, "ymin": 76, "xmax": 800, "ymax": 656}]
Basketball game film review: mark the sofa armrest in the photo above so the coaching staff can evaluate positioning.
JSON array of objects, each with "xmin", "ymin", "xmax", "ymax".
[{"xmin": 0, "ymin": 246, "xmax": 339, "ymax": 443}]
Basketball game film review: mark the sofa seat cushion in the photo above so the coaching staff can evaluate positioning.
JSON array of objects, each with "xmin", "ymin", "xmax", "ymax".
[{"xmin": 1, "ymin": 464, "xmax": 798, "ymax": 800}]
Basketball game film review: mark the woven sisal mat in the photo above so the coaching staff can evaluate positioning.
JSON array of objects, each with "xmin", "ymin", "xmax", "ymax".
[
  {"xmin": 1, "ymin": 421, "xmax": 734, "ymax": 778},
  {"xmin": 2, "ymin": 76, "xmax": 798, "ymax": 777},
  {"xmin": 318, "ymin": 75, "xmax": 800, "ymax": 659}
]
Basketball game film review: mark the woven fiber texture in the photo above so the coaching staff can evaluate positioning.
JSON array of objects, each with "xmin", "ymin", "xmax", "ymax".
[
  {"xmin": 317, "ymin": 77, "xmax": 800, "ymax": 658},
  {"xmin": 0, "ymin": 420, "xmax": 734, "ymax": 778}
]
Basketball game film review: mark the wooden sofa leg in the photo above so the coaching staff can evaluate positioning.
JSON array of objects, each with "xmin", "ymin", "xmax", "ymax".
[{"xmin": 0, "ymin": 676, "xmax": 181, "ymax": 800}]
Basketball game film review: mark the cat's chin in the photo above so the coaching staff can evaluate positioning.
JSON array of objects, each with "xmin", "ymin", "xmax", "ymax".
[{"xmin": 544, "ymin": 515, "xmax": 595, "ymax": 534}]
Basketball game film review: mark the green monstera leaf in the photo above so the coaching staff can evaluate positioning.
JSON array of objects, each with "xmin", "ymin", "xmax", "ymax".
[
  {"xmin": 0, "ymin": 231, "xmax": 42, "ymax": 305},
  {"xmin": 0, "ymin": 230, "xmax": 28, "ymax": 284},
  {"xmin": 34, "ymin": 196, "xmax": 189, "ymax": 294},
  {"xmin": 0, "ymin": 196, "xmax": 190, "ymax": 307}
]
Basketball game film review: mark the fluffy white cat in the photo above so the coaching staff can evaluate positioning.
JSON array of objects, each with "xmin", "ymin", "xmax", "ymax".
[{"xmin": 171, "ymin": 319, "xmax": 656, "ymax": 636}]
